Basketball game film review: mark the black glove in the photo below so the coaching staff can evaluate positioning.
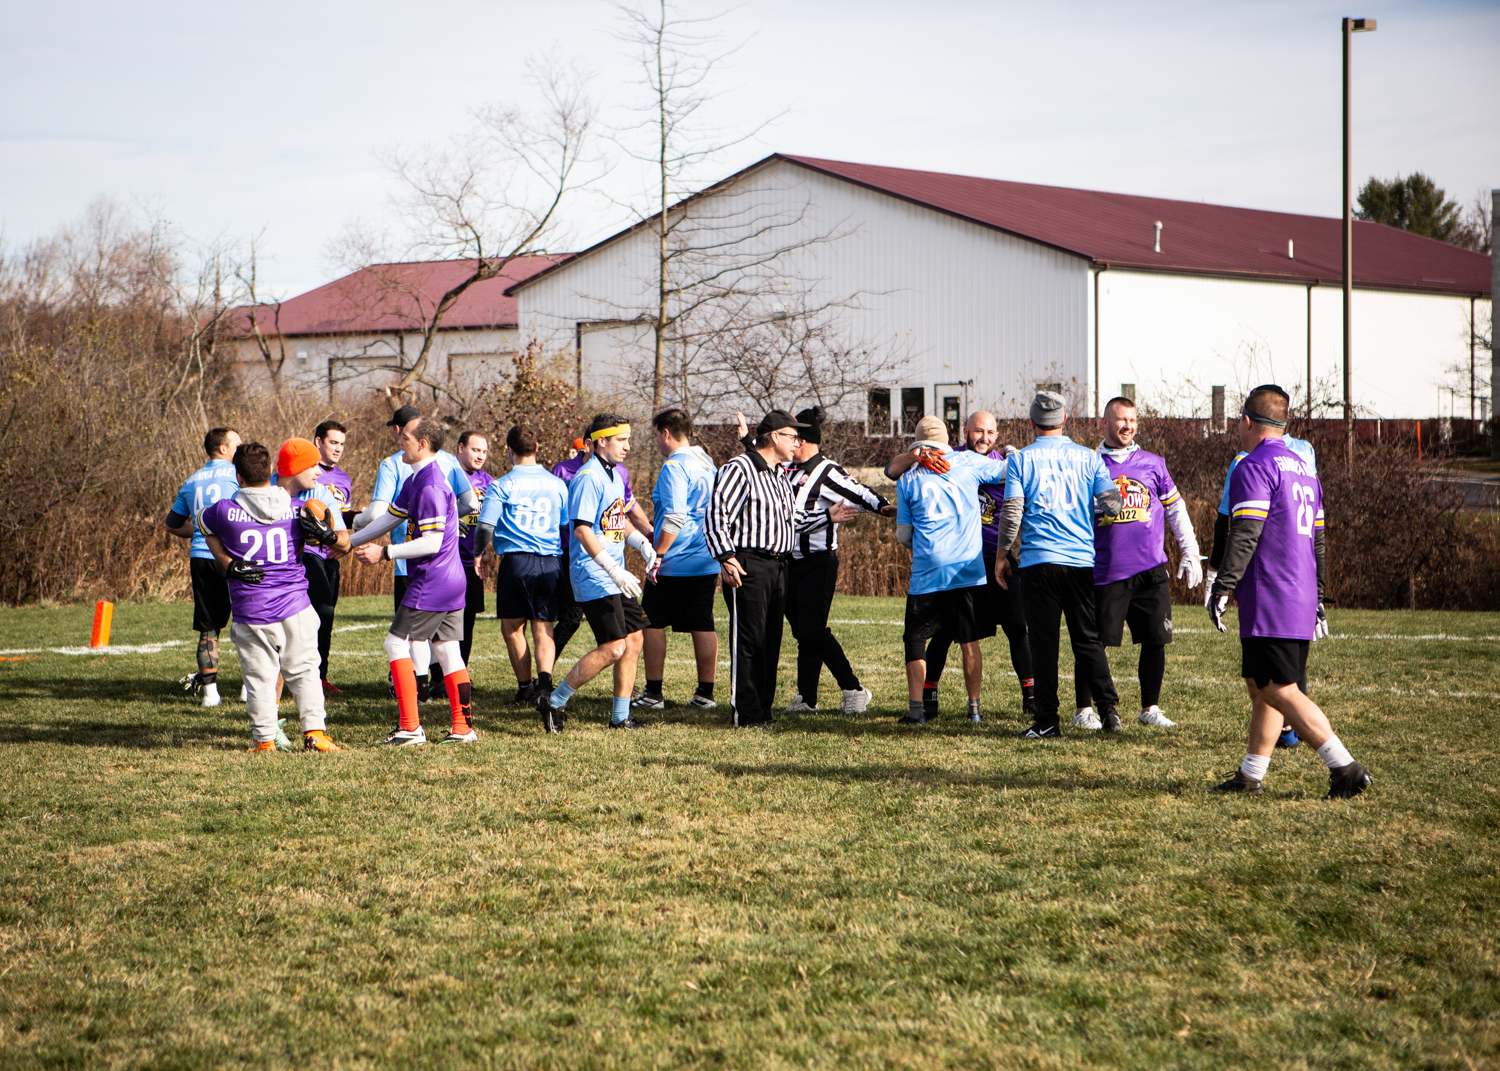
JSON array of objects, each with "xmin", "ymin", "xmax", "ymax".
[
  {"xmin": 299, "ymin": 508, "xmax": 339, "ymax": 548},
  {"xmin": 1208, "ymin": 593, "xmax": 1229, "ymax": 633},
  {"xmin": 226, "ymin": 559, "xmax": 265, "ymax": 584}
]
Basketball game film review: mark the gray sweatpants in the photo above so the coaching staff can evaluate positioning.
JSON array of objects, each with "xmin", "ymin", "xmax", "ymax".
[{"xmin": 231, "ymin": 605, "xmax": 326, "ymax": 742}]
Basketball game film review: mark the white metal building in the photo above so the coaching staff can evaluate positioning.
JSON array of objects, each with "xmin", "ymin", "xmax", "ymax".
[{"xmin": 510, "ymin": 154, "xmax": 1491, "ymax": 431}]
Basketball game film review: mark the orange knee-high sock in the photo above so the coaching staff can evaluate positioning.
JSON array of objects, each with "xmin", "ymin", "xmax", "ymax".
[
  {"xmin": 444, "ymin": 668, "xmax": 473, "ymax": 733},
  {"xmin": 390, "ymin": 658, "xmax": 420, "ymax": 731}
]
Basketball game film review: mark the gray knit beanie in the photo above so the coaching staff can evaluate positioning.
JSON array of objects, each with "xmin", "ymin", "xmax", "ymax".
[{"xmin": 1029, "ymin": 391, "xmax": 1066, "ymax": 428}]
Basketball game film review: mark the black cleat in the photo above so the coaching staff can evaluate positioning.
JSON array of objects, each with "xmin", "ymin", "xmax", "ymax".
[
  {"xmin": 513, "ymin": 681, "xmax": 536, "ymax": 705},
  {"xmin": 896, "ymin": 714, "xmax": 928, "ymax": 726},
  {"xmin": 1100, "ymin": 708, "xmax": 1122, "ymax": 732},
  {"xmin": 1211, "ymin": 770, "xmax": 1264, "ymax": 795},
  {"xmin": 535, "ymin": 690, "xmax": 562, "ymax": 734},
  {"xmin": 608, "ymin": 718, "xmax": 645, "ymax": 730},
  {"xmin": 1326, "ymin": 761, "xmax": 1373, "ymax": 800},
  {"xmin": 1019, "ymin": 721, "xmax": 1061, "ymax": 739}
]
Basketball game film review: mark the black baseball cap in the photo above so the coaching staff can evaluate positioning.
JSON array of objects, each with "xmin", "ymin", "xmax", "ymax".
[
  {"xmin": 386, "ymin": 405, "xmax": 422, "ymax": 427},
  {"xmin": 756, "ymin": 409, "xmax": 810, "ymax": 436}
]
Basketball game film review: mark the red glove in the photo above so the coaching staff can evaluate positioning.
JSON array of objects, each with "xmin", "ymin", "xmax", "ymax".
[{"xmin": 914, "ymin": 446, "xmax": 950, "ymax": 475}]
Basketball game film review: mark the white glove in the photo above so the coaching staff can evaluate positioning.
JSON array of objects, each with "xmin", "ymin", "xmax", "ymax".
[
  {"xmin": 603, "ymin": 559, "xmax": 643, "ymax": 601},
  {"xmin": 1314, "ymin": 602, "xmax": 1330, "ymax": 641},
  {"xmin": 1001, "ymin": 444, "xmax": 1019, "ymax": 459},
  {"xmin": 1203, "ymin": 569, "xmax": 1218, "ymax": 608},
  {"xmin": 1208, "ymin": 593, "xmax": 1229, "ymax": 633},
  {"xmin": 626, "ymin": 530, "xmax": 658, "ymax": 573},
  {"xmin": 1177, "ymin": 555, "xmax": 1204, "ymax": 589}
]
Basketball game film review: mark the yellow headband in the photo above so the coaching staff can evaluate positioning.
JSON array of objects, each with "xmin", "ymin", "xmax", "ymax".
[{"xmin": 590, "ymin": 423, "xmax": 630, "ymax": 441}]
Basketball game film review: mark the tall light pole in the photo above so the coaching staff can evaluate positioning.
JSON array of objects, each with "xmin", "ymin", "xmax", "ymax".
[{"xmin": 1343, "ymin": 16, "xmax": 1376, "ymax": 472}]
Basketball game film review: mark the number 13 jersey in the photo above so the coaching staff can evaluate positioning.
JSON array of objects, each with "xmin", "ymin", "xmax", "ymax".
[
  {"xmin": 1228, "ymin": 437, "xmax": 1324, "ymax": 640},
  {"xmin": 480, "ymin": 464, "xmax": 569, "ymax": 557}
]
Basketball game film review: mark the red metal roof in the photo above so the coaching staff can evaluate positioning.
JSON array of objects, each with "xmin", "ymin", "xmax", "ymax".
[
  {"xmin": 511, "ymin": 155, "xmax": 1490, "ymax": 297},
  {"xmin": 226, "ymin": 255, "xmax": 567, "ymax": 338}
]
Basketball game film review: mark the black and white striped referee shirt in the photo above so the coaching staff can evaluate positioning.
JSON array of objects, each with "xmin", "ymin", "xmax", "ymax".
[
  {"xmin": 789, "ymin": 453, "xmax": 888, "ymax": 558},
  {"xmin": 706, "ymin": 446, "xmax": 814, "ymax": 559}
]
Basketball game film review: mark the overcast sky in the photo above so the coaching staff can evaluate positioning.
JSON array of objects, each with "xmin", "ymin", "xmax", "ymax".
[{"xmin": 2, "ymin": 0, "xmax": 1495, "ymax": 297}]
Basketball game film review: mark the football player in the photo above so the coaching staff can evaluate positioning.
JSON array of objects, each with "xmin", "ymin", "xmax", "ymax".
[
  {"xmin": 454, "ymin": 431, "xmax": 494, "ymax": 667},
  {"xmin": 164, "ymin": 426, "xmax": 241, "ymax": 706},
  {"xmin": 1071, "ymin": 396, "xmax": 1202, "ymax": 730},
  {"xmin": 349, "ymin": 418, "xmax": 476, "ymax": 745},
  {"xmin": 1208, "ymin": 387, "xmax": 1371, "ymax": 798},
  {"xmin": 895, "ymin": 415, "xmax": 1010, "ymax": 725},
  {"xmin": 303, "ymin": 420, "xmax": 353, "ymax": 694},
  {"xmin": 197, "ymin": 440, "xmax": 348, "ymax": 752}
]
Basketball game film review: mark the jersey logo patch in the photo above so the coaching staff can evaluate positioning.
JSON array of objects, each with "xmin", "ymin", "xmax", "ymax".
[
  {"xmin": 600, "ymin": 499, "xmax": 627, "ymax": 542},
  {"xmin": 1100, "ymin": 476, "xmax": 1152, "ymax": 526}
]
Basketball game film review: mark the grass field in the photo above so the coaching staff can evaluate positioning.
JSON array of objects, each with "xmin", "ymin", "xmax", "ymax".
[{"xmin": 1, "ymin": 594, "xmax": 1497, "ymax": 1070}]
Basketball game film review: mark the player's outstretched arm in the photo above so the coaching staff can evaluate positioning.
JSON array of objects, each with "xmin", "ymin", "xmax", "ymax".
[
  {"xmin": 346, "ymin": 512, "xmax": 403, "ymax": 549},
  {"xmin": 883, "ymin": 450, "xmax": 918, "ymax": 481}
]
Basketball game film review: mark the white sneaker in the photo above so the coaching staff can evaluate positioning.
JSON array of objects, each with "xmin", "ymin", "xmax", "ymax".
[
  {"xmin": 381, "ymin": 726, "xmax": 427, "ymax": 746},
  {"xmin": 1072, "ymin": 706, "xmax": 1102, "ymax": 731},
  {"xmin": 687, "ymin": 694, "xmax": 717, "ymax": 710},
  {"xmin": 1139, "ymin": 706, "xmax": 1177, "ymax": 728},
  {"xmin": 842, "ymin": 686, "xmax": 873, "ymax": 714},
  {"xmin": 630, "ymin": 692, "xmax": 665, "ymax": 710},
  {"xmin": 784, "ymin": 694, "xmax": 818, "ymax": 713},
  {"xmin": 439, "ymin": 730, "xmax": 478, "ymax": 743},
  {"xmin": 240, "ymin": 684, "xmax": 248, "ymax": 702},
  {"xmin": 202, "ymin": 683, "xmax": 221, "ymax": 708}
]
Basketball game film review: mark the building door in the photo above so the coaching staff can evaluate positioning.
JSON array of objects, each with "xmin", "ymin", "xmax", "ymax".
[{"xmin": 935, "ymin": 382, "xmax": 965, "ymax": 445}]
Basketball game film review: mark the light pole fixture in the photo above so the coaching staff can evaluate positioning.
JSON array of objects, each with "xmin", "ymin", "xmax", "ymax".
[{"xmin": 1343, "ymin": 15, "xmax": 1376, "ymax": 472}]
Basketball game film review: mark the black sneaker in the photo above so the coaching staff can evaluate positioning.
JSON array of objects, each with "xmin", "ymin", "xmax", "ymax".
[
  {"xmin": 1100, "ymin": 708, "xmax": 1122, "ymax": 732},
  {"xmin": 1019, "ymin": 721, "xmax": 1061, "ymax": 739},
  {"xmin": 513, "ymin": 681, "xmax": 536, "ymax": 705},
  {"xmin": 896, "ymin": 714, "xmax": 928, "ymax": 726},
  {"xmin": 1211, "ymin": 770, "xmax": 1264, "ymax": 795},
  {"xmin": 608, "ymin": 718, "xmax": 645, "ymax": 730},
  {"xmin": 1326, "ymin": 761, "xmax": 1373, "ymax": 800},
  {"xmin": 535, "ymin": 690, "xmax": 562, "ymax": 734}
]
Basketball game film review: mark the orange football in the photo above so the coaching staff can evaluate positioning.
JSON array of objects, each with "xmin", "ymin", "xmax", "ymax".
[{"xmin": 302, "ymin": 497, "xmax": 330, "ymax": 523}]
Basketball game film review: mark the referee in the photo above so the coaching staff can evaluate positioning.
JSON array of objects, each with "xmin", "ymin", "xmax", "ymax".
[{"xmin": 707, "ymin": 410, "xmax": 852, "ymax": 727}]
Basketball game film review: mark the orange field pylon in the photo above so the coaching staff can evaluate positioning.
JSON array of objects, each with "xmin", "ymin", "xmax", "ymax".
[{"xmin": 90, "ymin": 601, "xmax": 114, "ymax": 648}]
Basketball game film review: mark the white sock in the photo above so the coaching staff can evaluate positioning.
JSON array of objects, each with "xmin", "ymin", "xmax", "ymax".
[
  {"xmin": 203, "ymin": 682, "xmax": 220, "ymax": 699},
  {"xmin": 1316, "ymin": 735, "xmax": 1355, "ymax": 770},
  {"xmin": 1240, "ymin": 753, "xmax": 1270, "ymax": 781}
]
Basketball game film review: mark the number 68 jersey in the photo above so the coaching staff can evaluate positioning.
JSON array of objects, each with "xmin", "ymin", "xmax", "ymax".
[
  {"xmin": 1228, "ymin": 437, "xmax": 1325, "ymax": 641},
  {"xmin": 197, "ymin": 485, "xmax": 342, "ymax": 625},
  {"xmin": 478, "ymin": 463, "xmax": 569, "ymax": 557}
]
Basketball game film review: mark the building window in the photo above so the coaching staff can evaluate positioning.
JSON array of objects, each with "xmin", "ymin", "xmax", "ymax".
[
  {"xmin": 1036, "ymin": 381, "xmax": 1062, "ymax": 395},
  {"xmin": 1121, "ymin": 383, "xmax": 1136, "ymax": 403},
  {"xmin": 900, "ymin": 387, "xmax": 925, "ymax": 436},
  {"xmin": 941, "ymin": 393, "xmax": 962, "ymax": 444},
  {"xmin": 867, "ymin": 388, "xmax": 891, "ymax": 437},
  {"xmin": 1211, "ymin": 385, "xmax": 1226, "ymax": 432}
]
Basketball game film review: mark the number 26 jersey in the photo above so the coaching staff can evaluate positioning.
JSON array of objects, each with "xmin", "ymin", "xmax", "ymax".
[
  {"xmin": 1228, "ymin": 437, "xmax": 1324, "ymax": 641},
  {"xmin": 479, "ymin": 464, "xmax": 569, "ymax": 557}
]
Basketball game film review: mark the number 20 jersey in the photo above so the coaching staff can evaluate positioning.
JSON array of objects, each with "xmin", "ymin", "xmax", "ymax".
[
  {"xmin": 479, "ymin": 464, "xmax": 568, "ymax": 557},
  {"xmin": 1228, "ymin": 437, "xmax": 1324, "ymax": 641},
  {"xmin": 196, "ymin": 486, "xmax": 341, "ymax": 626}
]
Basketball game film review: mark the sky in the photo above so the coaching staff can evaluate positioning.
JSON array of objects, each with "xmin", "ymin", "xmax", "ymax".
[{"xmin": 2, "ymin": 0, "xmax": 1495, "ymax": 298}]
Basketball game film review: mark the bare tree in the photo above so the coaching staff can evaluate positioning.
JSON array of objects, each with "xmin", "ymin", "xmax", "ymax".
[{"xmin": 232, "ymin": 235, "xmax": 293, "ymax": 406}]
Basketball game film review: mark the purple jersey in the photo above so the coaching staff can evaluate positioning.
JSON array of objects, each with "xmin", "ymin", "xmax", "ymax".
[
  {"xmin": 956, "ymin": 443, "xmax": 1006, "ymax": 556},
  {"xmin": 458, "ymin": 468, "xmax": 494, "ymax": 565},
  {"xmin": 552, "ymin": 452, "xmax": 634, "ymax": 550},
  {"xmin": 1092, "ymin": 446, "xmax": 1179, "ymax": 585},
  {"xmin": 390, "ymin": 458, "xmax": 465, "ymax": 612},
  {"xmin": 1228, "ymin": 437, "xmax": 1325, "ymax": 640},
  {"xmin": 293, "ymin": 465, "xmax": 353, "ymax": 561},
  {"xmin": 198, "ymin": 493, "xmax": 312, "ymax": 626}
]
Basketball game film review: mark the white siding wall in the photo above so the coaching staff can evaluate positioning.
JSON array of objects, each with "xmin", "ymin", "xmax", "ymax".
[
  {"xmin": 517, "ymin": 159, "xmax": 1091, "ymax": 424},
  {"xmin": 1095, "ymin": 271, "xmax": 1487, "ymax": 420}
]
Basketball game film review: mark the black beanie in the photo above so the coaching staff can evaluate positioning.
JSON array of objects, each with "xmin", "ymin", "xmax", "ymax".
[{"xmin": 795, "ymin": 406, "xmax": 825, "ymax": 444}]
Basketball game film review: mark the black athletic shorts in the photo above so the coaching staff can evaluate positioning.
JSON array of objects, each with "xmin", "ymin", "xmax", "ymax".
[
  {"xmin": 394, "ymin": 574, "xmax": 410, "ymax": 616},
  {"xmin": 641, "ymin": 573, "xmax": 718, "ymax": 633},
  {"xmin": 904, "ymin": 586, "xmax": 989, "ymax": 662},
  {"xmin": 190, "ymin": 557, "xmax": 232, "ymax": 633},
  {"xmin": 1241, "ymin": 636, "xmax": 1309, "ymax": 688},
  {"xmin": 463, "ymin": 562, "xmax": 485, "ymax": 614},
  {"xmin": 390, "ymin": 605, "xmax": 464, "ymax": 644},
  {"xmin": 1095, "ymin": 563, "xmax": 1174, "ymax": 647},
  {"xmin": 496, "ymin": 552, "xmax": 562, "ymax": 621},
  {"xmin": 582, "ymin": 593, "xmax": 649, "ymax": 646}
]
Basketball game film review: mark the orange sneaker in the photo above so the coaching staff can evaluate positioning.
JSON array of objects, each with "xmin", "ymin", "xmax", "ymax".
[
  {"xmin": 303, "ymin": 730, "xmax": 344, "ymax": 752},
  {"xmin": 247, "ymin": 740, "xmax": 277, "ymax": 753}
]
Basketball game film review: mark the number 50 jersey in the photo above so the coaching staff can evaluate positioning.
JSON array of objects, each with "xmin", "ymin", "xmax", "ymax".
[{"xmin": 478, "ymin": 464, "xmax": 569, "ymax": 557}]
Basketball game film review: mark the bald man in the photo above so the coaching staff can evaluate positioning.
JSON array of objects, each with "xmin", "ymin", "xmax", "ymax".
[{"xmin": 886, "ymin": 410, "xmax": 1036, "ymax": 722}]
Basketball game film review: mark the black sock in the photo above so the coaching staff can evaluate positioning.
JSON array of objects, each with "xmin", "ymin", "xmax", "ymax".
[
  {"xmin": 695, "ymin": 681, "xmax": 714, "ymax": 699},
  {"xmin": 645, "ymin": 678, "xmax": 663, "ymax": 697},
  {"xmin": 538, "ymin": 672, "xmax": 553, "ymax": 692},
  {"xmin": 1020, "ymin": 678, "xmax": 1036, "ymax": 701},
  {"xmin": 517, "ymin": 677, "xmax": 531, "ymax": 688}
]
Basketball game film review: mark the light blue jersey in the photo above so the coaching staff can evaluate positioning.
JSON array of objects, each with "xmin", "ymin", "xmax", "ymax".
[
  {"xmin": 568, "ymin": 456, "xmax": 630, "ymax": 602},
  {"xmin": 169, "ymin": 461, "xmax": 240, "ymax": 560},
  {"xmin": 1005, "ymin": 435, "xmax": 1116, "ymax": 569},
  {"xmin": 652, "ymin": 447, "xmax": 718, "ymax": 577},
  {"xmin": 1217, "ymin": 435, "xmax": 1317, "ymax": 516},
  {"xmin": 479, "ymin": 464, "xmax": 569, "ymax": 556},
  {"xmin": 896, "ymin": 448, "xmax": 1008, "ymax": 595},
  {"xmin": 371, "ymin": 449, "xmax": 472, "ymax": 577}
]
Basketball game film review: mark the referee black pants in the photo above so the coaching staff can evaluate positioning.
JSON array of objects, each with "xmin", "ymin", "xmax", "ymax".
[
  {"xmin": 301, "ymin": 553, "xmax": 340, "ymax": 681},
  {"xmin": 785, "ymin": 551, "xmax": 860, "ymax": 706},
  {"xmin": 724, "ymin": 551, "xmax": 787, "ymax": 726},
  {"xmin": 1019, "ymin": 563, "xmax": 1118, "ymax": 724}
]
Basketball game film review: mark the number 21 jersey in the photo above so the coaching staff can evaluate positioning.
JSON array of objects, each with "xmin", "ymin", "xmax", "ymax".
[
  {"xmin": 1228, "ymin": 437, "xmax": 1324, "ymax": 640},
  {"xmin": 479, "ymin": 464, "xmax": 568, "ymax": 557}
]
